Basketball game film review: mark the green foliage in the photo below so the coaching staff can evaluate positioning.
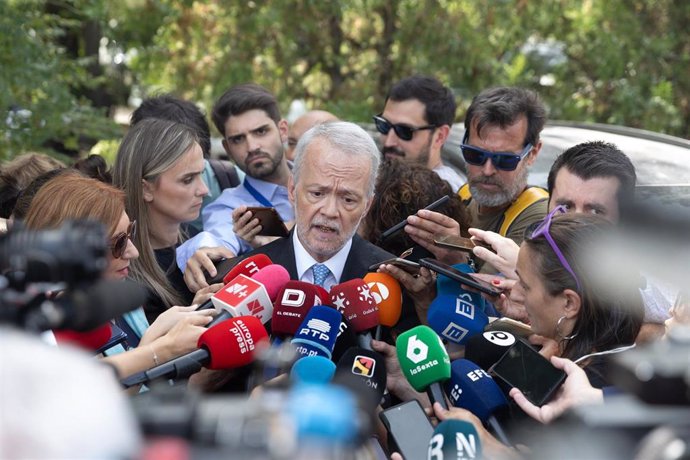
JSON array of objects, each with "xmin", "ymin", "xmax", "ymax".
[
  {"xmin": 3, "ymin": 0, "xmax": 689, "ymax": 164},
  {"xmin": 0, "ymin": 0, "xmax": 120, "ymax": 161}
]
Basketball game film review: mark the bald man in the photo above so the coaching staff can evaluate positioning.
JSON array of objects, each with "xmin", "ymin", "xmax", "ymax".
[{"xmin": 286, "ymin": 110, "xmax": 339, "ymax": 160}]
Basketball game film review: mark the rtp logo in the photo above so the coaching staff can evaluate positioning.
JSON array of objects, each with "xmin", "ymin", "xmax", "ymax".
[
  {"xmin": 352, "ymin": 355, "xmax": 376, "ymax": 377},
  {"xmin": 441, "ymin": 322, "xmax": 469, "ymax": 343},
  {"xmin": 406, "ymin": 334, "xmax": 429, "ymax": 364}
]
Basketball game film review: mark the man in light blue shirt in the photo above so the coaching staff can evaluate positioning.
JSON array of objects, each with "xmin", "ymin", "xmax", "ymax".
[{"xmin": 177, "ymin": 84, "xmax": 294, "ymax": 292}]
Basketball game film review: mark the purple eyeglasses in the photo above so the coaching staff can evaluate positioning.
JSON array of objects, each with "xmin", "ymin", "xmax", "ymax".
[{"xmin": 530, "ymin": 205, "xmax": 582, "ymax": 292}]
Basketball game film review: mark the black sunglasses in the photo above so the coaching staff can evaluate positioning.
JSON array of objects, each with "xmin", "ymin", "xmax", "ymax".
[
  {"xmin": 109, "ymin": 220, "xmax": 136, "ymax": 259},
  {"xmin": 460, "ymin": 131, "xmax": 532, "ymax": 172},
  {"xmin": 373, "ymin": 115, "xmax": 437, "ymax": 141}
]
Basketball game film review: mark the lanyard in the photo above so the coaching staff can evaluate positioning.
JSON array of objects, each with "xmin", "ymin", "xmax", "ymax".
[{"xmin": 243, "ymin": 178, "xmax": 273, "ymax": 207}]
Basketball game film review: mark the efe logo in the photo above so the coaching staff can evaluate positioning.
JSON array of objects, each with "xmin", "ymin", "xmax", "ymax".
[{"xmin": 351, "ymin": 355, "xmax": 376, "ymax": 377}]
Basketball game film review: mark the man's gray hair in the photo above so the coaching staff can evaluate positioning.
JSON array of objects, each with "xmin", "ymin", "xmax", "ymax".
[{"xmin": 292, "ymin": 121, "xmax": 380, "ymax": 197}]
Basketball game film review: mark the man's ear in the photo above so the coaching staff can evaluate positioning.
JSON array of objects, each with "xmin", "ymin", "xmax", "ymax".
[
  {"xmin": 142, "ymin": 179, "xmax": 155, "ymax": 203},
  {"xmin": 562, "ymin": 288, "xmax": 581, "ymax": 320},
  {"xmin": 432, "ymin": 124, "xmax": 450, "ymax": 150},
  {"xmin": 278, "ymin": 119, "xmax": 289, "ymax": 144},
  {"xmin": 526, "ymin": 140, "xmax": 542, "ymax": 166},
  {"xmin": 287, "ymin": 174, "xmax": 295, "ymax": 205}
]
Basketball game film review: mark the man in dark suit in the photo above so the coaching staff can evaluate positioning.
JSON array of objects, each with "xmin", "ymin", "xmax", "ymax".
[{"xmin": 247, "ymin": 121, "xmax": 395, "ymax": 288}]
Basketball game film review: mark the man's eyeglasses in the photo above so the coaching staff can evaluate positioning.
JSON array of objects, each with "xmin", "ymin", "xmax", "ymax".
[
  {"xmin": 530, "ymin": 206, "xmax": 582, "ymax": 292},
  {"xmin": 109, "ymin": 220, "xmax": 136, "ymax": 259},
  {"xmin": 373, "ymin": 115, "xmax": 437, "ymax": 141},
  {"xmin": 460, "ymin": 131, "xmax": 532, "ymax": 171}
]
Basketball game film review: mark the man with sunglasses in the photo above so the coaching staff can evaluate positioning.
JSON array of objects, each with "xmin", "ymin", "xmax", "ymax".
[
  {"xmin": 404, "ymin": 86, "xmax": 549, "ymax": 273},
  {"xmin": 374, "ymin": 75, "xmax": 465, "ymax": 192}
]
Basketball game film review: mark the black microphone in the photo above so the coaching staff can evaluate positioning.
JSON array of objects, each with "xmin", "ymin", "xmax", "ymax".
[{"xmin": 465, "ymin": 330, "xmax": 518, "ymax": 371}]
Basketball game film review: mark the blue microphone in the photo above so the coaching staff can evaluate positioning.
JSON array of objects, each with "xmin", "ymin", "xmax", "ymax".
[
  {"xmin": 286, "ymin": 384, "xmax": 358, "ymax": 444},
  {"xmin": 291, "ymin": 355, "xmax": 336, "ymax": 385},
  {"xmin": 427, "ymin": 294, "xmax": 489, "ymax": 344},
  {"xmin": 290, "ymin": 305, "xmax": 342, "ymax": 360},
  {"xmin": 444, "ymin": 359, "xmax": 511, "ymax": 446},
  {"xmin": 428, "ymin": 419, "xmax": 482, "ymax": 460}
]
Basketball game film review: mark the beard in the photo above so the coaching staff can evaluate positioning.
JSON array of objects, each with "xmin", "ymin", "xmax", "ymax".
[
  {"xmin": 245, "ymin": 145, "xmax": 284, "ymax": 179},
  {"xmin": 468, "ymin": 164, "xmax": 529, "ymax": 207},
  {"xmin": 381, "ymin": 137, "xmax": 431, "ymax": 167}
]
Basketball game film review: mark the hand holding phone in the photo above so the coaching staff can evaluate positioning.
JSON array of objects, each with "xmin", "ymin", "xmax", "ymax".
[
  {"xmin": 490, "ymin": 338, "xmax": 566, "ymax": 406},
  {"xmin": 368, "ymin": 257, "xmax": 421, "ymax": 275},
  {"xmin": 244, "ymin": 206, "xmax": 289, "ymax": 237},
  {"xmin": 418, "ymin": 258, "xmax": 502, "ymax": 297}
]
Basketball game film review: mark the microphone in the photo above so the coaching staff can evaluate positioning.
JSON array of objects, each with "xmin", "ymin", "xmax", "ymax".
[
  {"xmin": 330, "ymin": 279, "xmax": 379, "ymax": 349},
  {"xmin": 428, "ymin": 419, "xmax": 482, "ymax": 460},
  {"xmin": 290, "ymin": 355, "xmax": 336, "ymax": 385},
  {"xmin": 197, "ymin": 254, "xmax": 273, "ymax": 310},
  {"xmin": 290, "ymin": 305, "xmax": 342, "ymax": 360},
  {"xmin": 271, "ymin": 281, "xmax": 329, "ymax": 339},
  {"xmin": 334, "ymin": 347, "xmax": 387, "ymax": 411},
  {"xmin": 465, "ymin": 330, "xmax": 517, "ymax": 371},
  {"xmin": 444, "ymin": 359, "xmax": 511, "ymax": 446},
  {"xmin": 54, "ymin": 323, "xmax": 112, "ymax": 352},
  {"xmin": 120, "ymin": 316, "xmax": 269, "ymax": 387},
  {"xmin": 363, "ymin": 272, "xmax": 402, "ymax": 340},
  {"xmin": 207, "ymin": 264, "xmax": 290, "ymax": 327},
  {"xmin": 331, "ymin": 316, "xmax": 359, "ymax": 364},
  {"xmin": 396, "ymin": 325, "xmax": 451, "ymax": 409},
  {"xmin": 427, "ymin": 294, "xmax": 489, "ymax": 345}
]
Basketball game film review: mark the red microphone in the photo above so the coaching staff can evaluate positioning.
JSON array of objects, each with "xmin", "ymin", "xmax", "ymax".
[
  {"xmin": 54, "ymin": 323, "xmax": 112, "ymax": 352},
  {"xmin": 221, "ymin": 253, "xmax": 272, "ymax": 284},
  {"xmin": 329, "ymin": 278, "xmax": 380, "ymax": 333},
  {"xmin": 120, "ymin": 316, "xmax": 269, "ymax": 387},
  {"xmin": 208, "ymin": 264, "xmax": 290, "ymax": 326},
  {"xmin": 272, "ymin": 281, "xmax": 330, "ymax": 339}
]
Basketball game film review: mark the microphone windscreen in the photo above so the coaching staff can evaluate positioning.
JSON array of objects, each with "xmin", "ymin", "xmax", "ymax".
[
  {"xmin": 286, "ymin": 384, "xmax": 358, "ymax": 443},
  {"xmin": 396, "ymin": 325, "xmax": 451, "ymax": 392},
  {"xmin": 65, "ymin": 279, "xmax": 147, "ymax": 331},
  {"xmin": 335, "ymin": 347, "xmax": 387, "ymax": 410},
  {"xmin": 436, "ymin": 263, "xmax": 487, "ymax": 307},
  {"xmin": 363, "ymin": 272, "xmax": 402, "ymax": 327},
  {"xmin": 222, "ymin": 254, "xmax": 272, "ymax": 284},
  {"xmin": 290, "ymin": 355, "xmax": 336, "ymax": 385},
  {"xmin": 428, "ymin": 419, "xmax": 482, "ymax": 460},
  {"xmin": 330, "ymin": 278, "xmax": 379, "ymax": 332},
  {"xmin": 54, "ymin": 323, "xmax": 112, "ymax": 351},
  {"xmin": 272, "ymin": 281, "xmax": 329, "ymax": 338},
  {"xmin": 251, "ymin": 264, "xmax": 290, "ymax": 301},
  {"xmin": 427, "ymin": 294, "xmax": 489, "ymax": 345},
  {"xmin": 291, "ymin": 306, "xmax": 342, "ymax": 360},
  {"xmin": 464, "ymin": 330, "xmax": 517, "ymax": 371},
  {"xmin": 198, "ymin": 316, "xmax": 269, "ymax": 370},
  {"xmin": 331, "ymin": 317, "xmax": 358, "ymax": 364},
  {"xmin": 444, "ymin": 359, "xmax": 508, "ymax": 423}
]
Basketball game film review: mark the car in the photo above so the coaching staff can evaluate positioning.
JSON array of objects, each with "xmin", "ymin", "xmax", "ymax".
[{"xmin": 441, "ymin": 121, "xmax": 690, "ymax": 187}]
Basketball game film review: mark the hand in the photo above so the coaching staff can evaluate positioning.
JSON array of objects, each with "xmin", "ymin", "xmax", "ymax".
[
  {"xmin": 183, "ymin": 246, "xmax": 236, "ymax": 292},
  {"xmin": 493, "ymin": 278, "xmax": 530, "ymax": 323},
  {"xmin": 141, "ymin": 305, "xmax": 214, "ymax": 346},
  {"xmin": 154, "ymin": 314, "xmax": 213, "ymax": 360},
  {"xmin": 433, "ymin": 403, "xmax": 519, "ymax": 458},
  {"xmin": 371, "ymin": 339, "xmax": 429, "ymax": 406},
  {"xmin": 404, "ymin": 210, "xmax": 467, "ymax": 265},
  {"xmin": 528, "ymin": 334, "xmax": 560, "ymax": 359},
  {"xmin": 378, "ymin": 264, "xmax": 436, "ymax": 325},
  {"xmin": 191, "ymin": 283, "xmax": 224, "ymax": 306},
  {"xmin": 469, "ymin": 228, "xmax": 520, "ymax": 279},
  {"xmin": 509, "ymin": 356, "xmax": 603, "ymax": 424},
  {"xmin": 232, "ymin": 206, "xmax": 263, "ymax": 247}
]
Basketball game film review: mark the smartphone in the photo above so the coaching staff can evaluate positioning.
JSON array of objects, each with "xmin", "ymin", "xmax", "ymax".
[
  {"xmin": 433, "ymin": 234, "xmax": 491, "ymax": 252},
  {"xmin": 379, "ymin": 400, "xmax": 434, "ymax": 460},
  {"xmin": 245, "ymin": 206, "xmax": 289, "ymax": 237},
  {"xmin": 417, "ymin": 258, "xmax": 502, "ymax": 297},
  {"xmin": 490, "ymin": 338, "xmax": 566, "ymax": 406},
  {"xmin": 205, "ymin": 256, "xmax": 240, "ymax": 284},
  {"xmin": 485, "ymin": 317, "xmax": 533, "ymax": 338},
  {"xmin": 379, "ymin": 195, "xmax": 450, "ymax": 242},
  {"xmin": 368, "ymin": 257, "xmax": 421, "ymax": 275}
]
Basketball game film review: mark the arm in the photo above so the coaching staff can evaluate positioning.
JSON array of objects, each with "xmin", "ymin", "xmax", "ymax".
[{"xmin": 376, "ymin": 264, "xmax": 436, "ymax": 326}]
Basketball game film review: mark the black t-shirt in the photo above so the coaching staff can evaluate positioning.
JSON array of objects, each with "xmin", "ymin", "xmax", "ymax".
[{"xmin": 143, "ymin": 246, "xmax": 195, "ymax": 324}]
